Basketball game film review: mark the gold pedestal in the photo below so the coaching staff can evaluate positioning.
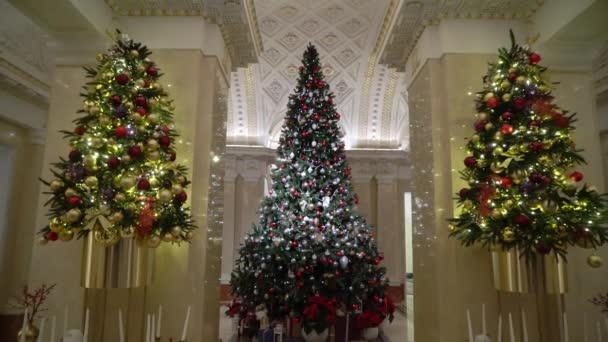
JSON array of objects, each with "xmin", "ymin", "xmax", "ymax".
[
  {"xmin": 491, "ymin": 249, "xmax": 567, "ymax": 294},
  {"xmin": 81, "ymin": 232, "xmax": 153, "ymax": 289}
]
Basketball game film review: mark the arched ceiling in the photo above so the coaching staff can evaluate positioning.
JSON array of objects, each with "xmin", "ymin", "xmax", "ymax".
[{"xmin": 227, "ymin": 0, "xmax": 410, "ymax": 150}]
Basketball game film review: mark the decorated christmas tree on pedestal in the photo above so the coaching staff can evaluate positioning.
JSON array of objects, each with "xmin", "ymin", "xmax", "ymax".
[
  {"xmin": 40, "ymin": 31, "xmax": 195, "ymax": 247},
  {"xmin": 229, "ymin": 45, "xmax": 394, "ymax": 334},
  {"xmin": 449, "ymin": 31, "xmax": 608, "ymax": 263}
]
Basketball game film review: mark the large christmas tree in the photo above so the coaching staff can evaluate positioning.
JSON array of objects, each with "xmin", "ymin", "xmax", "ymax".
[
  {"xmin": 40, "ymin": 31, "xmax": 195, "ymax": 247},
  {"xmin": 230, "ymin": 45, "xmax": 393, "ymax": 329},
  {"xmin": 449, "ymin": 31, "xmax": 608, "ymax": 259}
]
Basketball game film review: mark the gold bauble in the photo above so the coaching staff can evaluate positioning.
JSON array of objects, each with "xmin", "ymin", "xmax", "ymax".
[
  {"xmin": 137, "ymin": 64, "xmax": 146, "ymax": 72},
  {"xmin": 91, "ymin": 138, "xmax": 103, "ymax": 148},
  {"xmin": 136, "ymin": 79, "xmax": 145, "ymax": 87},
  {"xmin": 109, "ymin": 211, "xmax": 124, "ymax": 223},
  {"xmin": 471, "ymin": 134, "xmax": 480, "ymax": 142},
  {"xmin": 504, "ymin": 199, "xmax": 515, "ymax": 209},
  {"xmin": 539, "ymin": 155, "xmax": 551, "ymax": 166},
  {"xmin": 115, "ymin": 193, "xmax": 126, "ymax": 202},
  {"xmin": 519, "ymin": 144, "xmax": 529, "ymax": 153},
  {"xmin": 185, "ymin": 231, "xmax": 194, "ymax": 241},
  {"xmin": 66, "ymin": 209, "xmax": 82, "ymax": 223},
  {"xmin": 494, "ymin": 132, "xmax": 503, "ymax": 141},
  {"xmin": 171, "ymin": 226, "xmax": 182, "ymax": 237},
  {"xmin": 448, "ymin": 223, "xmax": 456, "ymax": 231},
  {"xmin": 478, "ymin": 112, "xmax": 488, "ymax": 121},
  {"xmin": 159, "ymin": 189, "xmax": 173, "ymax": 203},
  {"xmin": 508, "ymin": 67, "xmax": 516, "ymax": 73},
  {"xmin": 99, "ymin": 116, "xmax": 111, "ymax": 126},
  {"xmin": 490, "ymin": 209, "xmax": 503, "ymax": 219},
  {"xmin": 172, "ymin": 184, "xmax": 183, "ymax": 194},
  {"xmin": 165, "ymin": 162, "xmax": 176, "ymax": 170},
  {"xmin": 84, "ymin": 176, "xmax": 98, "ymax": 188},
  {"xmin": 89, "ymin": 106, "xmax": 100, "ymax": 114},
  {"xmin": 543, "ymin": 140, "xmax": 553, "ymax": 149},
  {"xmin": 162, "ymin": 233, "xmax": 174, "ymax": 242},
  {"xmin": 50, "ymin": 218, "xmax": 63, "ymax": 232},
  {"xmin": 500, "ymin": 80, "xmax": 511, "ymax": 90},
  {"xmin": 147, "ymin": 139, "xmax": 159, "ymax": 150},
  {"xmin": 120, "ymin": 226, "xmax": 135, "ymax": 239},
  {"xmin": 130, "ymin": 87, "xmax": 138, "ymax": 95},
  {"xmin": 462, "ymin": 200, "xmax": 473, "ymax": 209},
  {"xmin": 39, "ymin": 236, "xmax": 49, "ymax": 245},
  {"xmin": 130, "ymin": 50, "xmax": 139, "ymax": 57},
  {"xmin": 485, "ymin": 122, "xmax": 494, "ymax": 131},
  {"xmin": 484, "ymin": 92, "xmax": 495, "ymax": 101},
  {"xmin": 494, "ymin": 146, "xmax": 504, "ymax": 155},
  {"xmin": 148, "ymin": 151, "xmax": 160, "ymax": 161},
  {"xmin": 59, "ymin": 230, "xmax": 74, "ymax": 241},
  {"xmin": 120, "ymin": 176, "xmax": 136, "ymax": 189},
  {"xmin": 137, "ymin": 125, "xmax": 147, "ymax": 132},
  {"xmin": 502, "ymin": 228, "xmax": 515, "ymax": 242},
  {"xmin": 84, "ymin": 155, "xmax": 96, "ymax": 167},
  {"xmin": 50, "ymin": 180, "xmax": 64, "ymax": 192},
  {"xmin": 147, "ymin": 235, "xmax": 161, "ymax": 248},
  {"xmin": 147, "ymin": 114, "xmax": 160, "ymax": 124},
  {"xmin": 126, "ymin": 203, "xmax": 138, "ymax": 213},
  {"xmin": 587, "ymin": 255, "xmax": 603, "ymax": 268},
  {"xmin": 94, "ymin": 229, "xmax": 120, "ymax": 246},
  {"xmin": 130, "ymin": 113, "xmax": 143, "ymax": 122},
  {"xmin": 122, "ymin": 154, "xmax": 131, "ymax": 163},
  {"xmin": 516, "ymin": 76, "xmax": 527, "ymax": 85},
  {"xmin": 502, "ymin": 93, "xmax": 512, "ymax": 102},
  {"xmin": 168, "ymin": 104, "xmax": 176, "ymax": 111},
  {"xmin": 153, "ymin": 83, "xmax": 163, "ymax": 91},
  {"xmin": 96, "ymin": 53, "xmax": 104, "ymax": 61}
]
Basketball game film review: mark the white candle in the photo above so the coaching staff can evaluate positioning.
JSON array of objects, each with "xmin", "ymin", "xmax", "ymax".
[
  {"xmin": 37, "ymin": 317, "xmax": 46, "ymax": 342},
  {"xmin": 467, "ymin": 309, "xmax": 474, "ymax": 342},
  {"xmin": 482, "ymin": 303, "xmax": 487, "ymax": 336},
  {"xmin": 50, "ymin": 316, "xmax": 56, "ymax": 342},
  {"xmin": 521, "ymin": 308, "xmax": 528, "ymax": 342},
  {"xmin": 151, "ymin": 314, "xmax": 156, "ymax": 342},
  {"xmin": 19, "ymin": 308, "xmax": 29, "ymax": 342},
  {"xmin": 508, "ymin": 313, "xmax": 515, "ymax": 342},
  {"xmin": 83, "ymin": 308, "xmax": 90, "ymax": 342},
  {"xmin": 63, "ymin": 305, "xmax": 69, "ymax": 335},
  {"xmin": 146, "ymin": 314, "xmax": 151, "ymax": 342},
  {"xmin": 181, "ymin": 306, "xmax": 191, "ymax": 341},
  {"xmin": 118, "ymin": 309, "xmax": 125, "ymax": 342},
  {"xmin": 597, "ymin": 321, "xmax": 603, "ymax": 342},
  {"xmin": 156, "ymin": 304, "xmax": 162, "ymax": 337},
  {"xmin": 563, "ymin": 312, "xmax": 569, "ymax": 342},
  {"xmin": 497, "ymin": 314, "xmax": 502, "ymax": 342}
]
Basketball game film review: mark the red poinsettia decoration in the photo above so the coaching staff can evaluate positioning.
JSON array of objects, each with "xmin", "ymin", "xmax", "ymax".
[
  {"xmin": 379, "ymin": 296, "xmax": 396, "ymax": 322},
  {"xmin": 302, "ymin": 295, "xmax": 336, "ymax": 334},
  {"xmin": 225, "ymin": 300, "xmax": 243, "ymax": 317},
  {"xmin": 357, "ymin": 310, "xmax": 384, "ymax": 329}
]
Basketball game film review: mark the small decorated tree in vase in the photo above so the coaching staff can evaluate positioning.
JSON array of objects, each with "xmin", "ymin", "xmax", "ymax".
[
  {"xmin": 449, "ymin": 31, "xmax": 608, "ymax": 291},
  {"xmin": 10, "ymin": 284, "xmax": 56, "ymax": 341},
  {"xmin": 39, "ymin": 30, "xmax": 195, "ymax": 249}
]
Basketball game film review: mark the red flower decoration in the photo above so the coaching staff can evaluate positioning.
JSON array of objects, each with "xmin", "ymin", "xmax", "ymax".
[
  {"xmin": 529, "ymin": 53, "xmax": 541, "ymax": 65},
  {"xmin": 115, "ymin": 73, "xmax": 129, "ymax": 85},
  {"xmin": 486, "ymin": 97, "xmax": 499, "ymax": 109},
  {"xmin": 570, "ymin": 171, "xmax": 584, "ymax": 182}
]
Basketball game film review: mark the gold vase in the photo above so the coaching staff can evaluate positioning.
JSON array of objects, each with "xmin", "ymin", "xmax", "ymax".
[
  {"xmin": 491, "ymin": 248, "xmax": 567, "ymax": 293},
  {"xmin": 17, "ymin": 322, "xmax": 39, "ymax": 342},
  {"xmin": 81, "ymin": 228, "xmax": 154, "ymax": 288}
]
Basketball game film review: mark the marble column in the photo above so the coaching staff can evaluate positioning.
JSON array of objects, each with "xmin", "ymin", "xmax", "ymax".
[
  {"xmin": 221, "ymin": 157, "xmax": 238, "ymax": 284},
  {"xmin": 376, "ymin": 166, "xmax": 402, "ymax": 284},
  {"xmin": 234, "ymin": 159, "xmax": 266, "ymax": 249},
  {"xmin": 350, "ymin": 161, "xmax": 375, "ymax": 226}
]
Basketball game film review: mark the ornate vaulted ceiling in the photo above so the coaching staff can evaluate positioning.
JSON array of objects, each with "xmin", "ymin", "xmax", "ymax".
[{"xmin": 227, "ymin": 0, "xmax": 410, "ymax": 150}]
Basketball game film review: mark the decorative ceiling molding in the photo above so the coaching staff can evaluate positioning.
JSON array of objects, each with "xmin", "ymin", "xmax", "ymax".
[
  {"xmin": 228, "ymin": 0, "xmax": 412, "ymax": 150},
  {"xmin": 104, "ymin": 0, "xmax": 264, "ymax": 68},
  {"xmin": 379, "ymin": 0, "xmax": 544, "ymax": 70}
]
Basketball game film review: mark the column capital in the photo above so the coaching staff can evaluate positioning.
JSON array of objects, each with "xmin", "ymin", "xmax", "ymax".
[
  {"xmin": 237, "ymin": 158, "xmax": 266, "ymax": 182},
  {"xmin": 375, "ymin": 161, "xmax": 398, "ymax": 184},
  {"xmin": 350, "ymin": 161, "xmax": 375, "ymax": 183},
  {"xmin": 27, "ymin": 127, "xmax": 46, "ymax": 145}
]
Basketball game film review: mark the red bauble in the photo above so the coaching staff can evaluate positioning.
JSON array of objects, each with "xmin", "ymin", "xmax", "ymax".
[
  {"xmin": 135, "ymin": 95, "xmax": 147, "ymax": 107},
  {"xmin": 136, "ymin": 106, "xmax": 147, "ymax": 116},
  {"xmin": 486, "ymin": 97, "xmax": 499, "ymax": 109},
  {"xmin": 298, "ymin": 66, "xmax": 304, "ymax": 72},
  {"xmin": 146, "ymin": 66, "xmax": 158, "ymax": 77},
  {"xmin": 313, "ymin": 114, "xmax": 320, "ymax": 121},
  {"xmin": 305, "ymin": 82, "xmax": 312, "ymax": 88},
  {"xmin": 500, "ymin": 124, "xmax": 514, "ymax": 135},
  {"xmin": 335, "ymin": 113, "xmax": 340, "ymax": 119},
  {"xmin": 513, "ymin": 98, "xmax": 526, "ymax": 110},
  {"xmin": 162, "ymin": 125, "xmax": 170, "ymax": 133},
  {"xmin": 328, "ymin": 97, "xmax": 334, "ymax": 105},
  {"xmin": 464, "ymin": 156, "xmax": 477, "ymax": 168},
  {"xmin": 535, "ymin": 242, "xmax": 551, "ymax": 254},
  {"xmin": 500, "ymin": 177, "xmax": 513, "ymax": 188},
  {"xmin": 115, "ymin": 126, "xmax": 128, "ymax": 138},
  {"xmin": 74, "ymin": 126, "xmax": 86, "ymax": 135},
  {"xmin": 298, "ymin": 281, "xmax": 304, "ymax": 288},
  {"xmin": 128, "ymin": 145, "xmax": 143, "ymax": 158},
  {"xmin": 169, "ymin": 152, "xmax": 176, "ymax": 161},
  {"xmin": 107, "ymin": 156, "xmax": 120, "ymax": 169},
  {"xmin": 137, "ymin": 178, "xmax": 150, "ymax": 191},
  {"xmin": 528, "ymin": 120, "xmax": 540, "ymax": 129},
  {"xmin": 115, "ymin": 73, "xmax": 129, "ymax": 85},
  {"xmin": 270, "ymin": 221, "xmax": 277, "ymax": 228},
  {"xmin": 352, "ymin": 304, "xmax": 359, "ymax": 310},
  {"xmin": 501, "ymin": 112, "xmax": 514, "ymax": 121},
  {"xmin": 175, "ymin": 191, "xmax": 187, "ymax": 203},
  {"xmin": 529, "ymin": 53, "xmax": 541, "ymax": 65},
  {"xmin": 554, "ymin": 114, "xmax": 569, "ymax": 128},
  {"xmin": 529, "ymin": 141, "xmax": 544, "ymax": 152},
  {"xmin": 47, "ymin": 231, "xmax": 59, "ymax": 241},
  {"xmin": 143, "ymin": 80, "xmax": 150, "ymax": 88},
  {"xmin": 69, "ymin": 150, "xmax": 82, "ymax": 162},
  {"xmin": 67, "ymin": 196, "xmax": 82, "ymax": 206},
  {"xmin": 508, "ymin": 72, "xmax": 518, "ymax": 82},
  {"xmin": 474, "ymin": 120, "xmax": 487, "ymax": 132},
  {"xmin": 110, "ymin": 95, "xmax": 122, "ymax": 107},
  {"xmin": 569, "ymin": 171, "xmax": 584, "ymax": 182},
  {"xmin": 158, "ymin": 135, "xmax": 171, "ymax": 147},
  {"xmin": 515, "ymin": 214, "xmax": 531, "ymax": 226},
  {"xmin": 302, "ymin": 105, "xmax": 309, "ymax": 111},
  {"xmin": 296, "ymin": 271, "xmax": 303, "ymax": 278},
  {"xmin": 318, "ymin": 80, "xmax": 325, "ymax": 87}
]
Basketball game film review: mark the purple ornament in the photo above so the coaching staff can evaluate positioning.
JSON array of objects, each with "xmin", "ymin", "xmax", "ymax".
[
  {"xmin": 112, "ymin": 104, "xmax": 128, "ymax": 118},
  {"xmin": 69, "ymin": 164, "xmax": 86, "ymax": 182},
  {"xmin": 102, "ymin": 187, "xmax": 115, "ymax": 200},
  {"xmin": 520, "ymin": 180, "xmax": 535, "ymax": 194},
  {"xmin": 525, "ymin": 84, "xmax": 536, "ymax": 96},
  {"xmin": 126, "ymin": 124, "xmax": 137, "ymax": 138}
]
